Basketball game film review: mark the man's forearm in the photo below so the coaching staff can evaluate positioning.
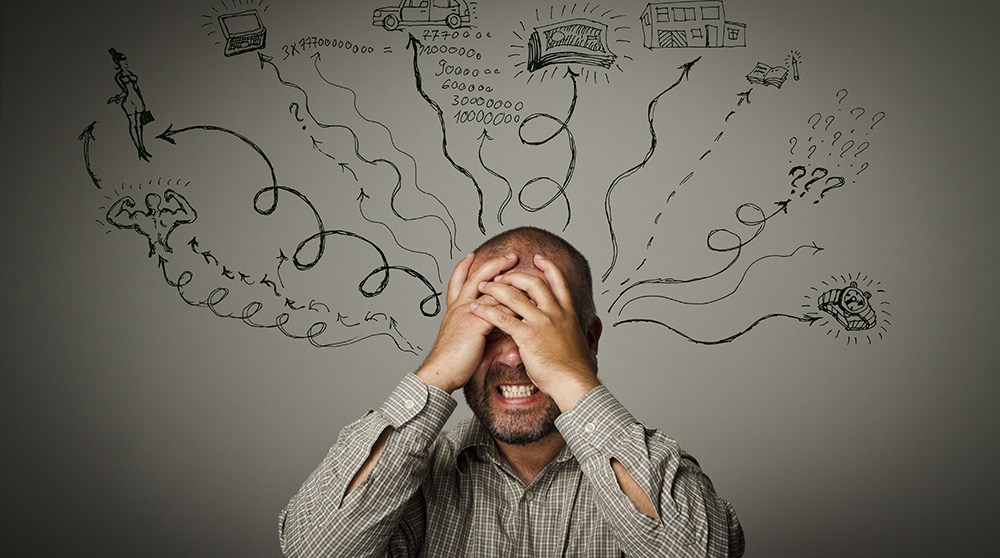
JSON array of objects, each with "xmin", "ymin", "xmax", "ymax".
[
  {"xmin": 279, "ymin": 374, "xmax": 456, "ymax": 557},
  {"xmin": 557, "ymin": 385, "xmax": 744, "ymax": 557}
]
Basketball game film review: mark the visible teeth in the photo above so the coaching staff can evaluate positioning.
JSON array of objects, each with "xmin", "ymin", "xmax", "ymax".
[{"xmin": 499, "ymin": 384, "xmax": 538, "ymax": 399}]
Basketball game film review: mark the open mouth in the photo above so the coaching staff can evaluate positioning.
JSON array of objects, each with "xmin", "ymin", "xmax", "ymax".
[{"xmin": 497, "ymin": 384, "xmax": 539, "ymax": 399}]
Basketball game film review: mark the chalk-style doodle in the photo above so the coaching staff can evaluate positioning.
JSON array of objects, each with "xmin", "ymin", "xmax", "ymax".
[
  {"xmin": 106, "ymin": 189, "xmax": 197, "ymax": 257},
  {"xmin": 805, "ymin": 273, "xmax": 890, "ymax": 344},
  {"xmin": 157, "ymin": 255, "xmax": 421, "ymax": 354},
  {"xmin": 106, "ymin": 48, "xmax": 154, "ymax": 162},
  {"xmin": 601, "ymin": 56, "xmax": 701, "ymax": 283},
  {"xmin": 312, "ymin": 53, "xmax": 459, "ymax": 258},
  {"xmin": 639, "ymin": 1, "xmax": 746, "ymax": 49},
  {"xmin": 615, "ymin": 242, "xmax": 823, "ymax": 314},
  {"xmin": 527, "ymin": 18, "xmax": 617, "ymax": 72},
  {"xmin": 746, "ymin": 61, "xmax": 788, "ymax": 88},
  {"xmin": 515, "ymin": 67, "xmax": 579, "ymax": 231},
  {"xmin": 218, "ymin": 9, "xmax": 267, "ymax": 56},
  {"xmin": 786, "ymin": 50, "xmax": 802, "ymax": 81},
  {"xmin": 374, "ymin": 0, "xmax": 472, "ymax": 32},
  {"xmin": 79, "ymin": 121, "xmax": 101, "ymax": 188},
  {"xmin": 511, "ymin": 5, "xmax": 632, "ymax": 85},
  {"xmin": 155, "ymin": 120, "xmax": 442, "ymax": 317},
  {"xmin": 787, "ymin": 88, "xmax": 885, "ymax": 194},
  {"xmin": 257, "ymin": 52, "xmax": 449, "ymax": 279},
  {"xmin": 614, "ymin": 313, "xmax": 820, "ymax": 345},
  {"xmin": 477, "ymin": 130, "xmax": 514, "ymax": 225},
  {"xmin": 407, "ymin": 34, "xmax": 487, "ymax": 235}
]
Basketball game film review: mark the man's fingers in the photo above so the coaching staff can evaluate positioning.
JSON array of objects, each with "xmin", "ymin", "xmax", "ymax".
[
  {"xmin": 479, "ymin": 280, "xmax": 542, "ymax": 321},
  {"xmin": 446, "ymin": 253, "xmax": 475, "ymax": 305},
  {"xmin": 456, "ymin": 253, "xmax": 518, "ymax": 303},
  {"xmin": 492, "ymin": 271, "xmax": 559, "ymax": 313},
  {"xmin": 533, "ymin": 254, "xmax": 574, "ymax": 310},
  {"xmin": 471, "ymin": 298, "xmax": 524, "ymax": 337}
]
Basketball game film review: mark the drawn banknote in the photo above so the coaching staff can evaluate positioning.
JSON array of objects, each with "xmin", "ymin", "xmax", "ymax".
[{"xmin": 527, "ymin": 18, "xmax": 616, "ymax": 72}]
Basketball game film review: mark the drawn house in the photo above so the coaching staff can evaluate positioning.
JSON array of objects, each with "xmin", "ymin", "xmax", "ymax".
[{"xmin": 640, "ymin": 1, "xmax": 746, "ymax": 49}]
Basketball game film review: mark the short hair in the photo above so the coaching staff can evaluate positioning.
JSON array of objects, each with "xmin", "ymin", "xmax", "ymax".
[{"xmin": 473, "ymin": 226, "xmax": 596, "ymax": 328}]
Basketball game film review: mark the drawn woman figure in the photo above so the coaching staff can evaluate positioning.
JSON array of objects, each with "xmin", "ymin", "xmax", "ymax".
[{"xmin": 107, "ymin": 48, "xmax": 153, "ymax": 161}]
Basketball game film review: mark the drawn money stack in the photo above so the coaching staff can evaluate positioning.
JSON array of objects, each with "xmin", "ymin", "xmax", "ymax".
[{"xmin": 527, "ymin": 18, "xmax": 617, "ymax": 72}]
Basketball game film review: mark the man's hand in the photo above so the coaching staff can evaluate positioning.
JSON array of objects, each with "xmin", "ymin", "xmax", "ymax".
[
  {"xmin": 415, "ymin": 252, "xmax": 519, "ymax": 394},
  {"xmin": 472, "ymin": 254, "xmax": 600, "ymax": 411}
]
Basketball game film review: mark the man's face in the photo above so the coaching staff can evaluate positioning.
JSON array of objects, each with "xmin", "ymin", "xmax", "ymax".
[{"xmin": 462, "ymin": 250, "xmax": 576, "ymax": 445}]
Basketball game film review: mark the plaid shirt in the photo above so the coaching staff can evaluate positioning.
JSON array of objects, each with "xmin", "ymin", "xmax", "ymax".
[{"xmin": 279, "ymin": 374, "xmax": 744, "ymax": 557}]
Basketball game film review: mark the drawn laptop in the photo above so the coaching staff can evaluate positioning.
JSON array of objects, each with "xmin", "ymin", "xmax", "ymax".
[{"xmin": 219, "ymin": 10, "xmax": 266, "ymax": 57}]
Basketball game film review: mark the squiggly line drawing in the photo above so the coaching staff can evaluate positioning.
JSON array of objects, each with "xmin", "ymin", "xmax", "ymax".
[
  {"xmin": 157, "ymin": 256, "xmax": 418, "ymax": 354},
  {"xmin": 477, "ymin": 129, "xmax": 513, "ymax": 225},
  {"xmin": 313, "ymin": 53, "xmax": 459, "ymax": 257},
  {"xmin": 607, "ymin": 201, "xmax": 786, "ymax": 313},
  {"xmin": 259, "ymin": 52, "xmax": 443, "ymax": 280},
  {"xmin": 157, "ymin": 121, "xmax": 442, "ymax": 316},
  {"xmin": 357, "ymin": 187, "xmax": 444, "ymax": 284},
  {"xmin": 406, "ymin": 33, "xmax": 486, "ymax": 235},
  {"xmin": 616, "ymin": 242, "xmax": 823, "ymax": 314},
  {"xmin": 613, "ymin": 314, "xmax": 820, "ymax": 345},
  {"xmin": 516, "ymin": 67, "xmax": 578, "ymax": 231},
  {"xmin": 601, "ymin": 56, "xmax": 701, "ymax": 283}
]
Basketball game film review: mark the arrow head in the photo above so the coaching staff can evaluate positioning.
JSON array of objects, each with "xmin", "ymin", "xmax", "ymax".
[
  {"xmin": 478, "ymin": 128, "xmax": 492, "ymax": 141},
  {"xmin": 78, "ymin": 121, "xmax": 98, "ymax": 141},
  {"xmin": 258, "ymin": 52, "xmax": 273, "ymax": 68},
  {"xmin": 357, "ymin": 188, "xmax": 371, "ymax": 201},
  {"xmin": 156, "ymin": 124, "xmax": 177, "ymax": 144},
  {"xmin": 406, "ymin": 33, "xmax": 421, "ymax": 50}
]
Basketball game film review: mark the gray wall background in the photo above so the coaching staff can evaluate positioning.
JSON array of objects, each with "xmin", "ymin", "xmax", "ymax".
[{"xmin": 3, "ymin": 0, "xmax": 998, "ymax": 556}]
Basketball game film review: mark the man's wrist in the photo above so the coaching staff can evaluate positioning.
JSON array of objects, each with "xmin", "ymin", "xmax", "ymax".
[
  {"xmin": 415, "ymin": 365, "xmax": 459, "ymax": 394},
  {"xmin": 549, "ymin": 375, "xmax": 601, "ymax": 412}
]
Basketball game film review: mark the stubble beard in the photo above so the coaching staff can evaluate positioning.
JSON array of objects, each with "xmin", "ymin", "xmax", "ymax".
[{"xmin": 464, "ymin": 363, "xmax": 561, "ymax": 445}]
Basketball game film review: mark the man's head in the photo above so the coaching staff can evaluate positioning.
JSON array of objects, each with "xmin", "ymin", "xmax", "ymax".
[{"xmin": 462, "ymin": 227, "xmax": 600, "ymax": 445}]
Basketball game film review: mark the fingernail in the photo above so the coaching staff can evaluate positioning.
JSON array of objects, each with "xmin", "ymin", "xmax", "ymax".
[
  {"xmin": 478, "ymin": 281, "xmax": 487, "ymax": 290},
  {"xmin": 470, "ymin": 302, "xmax": 479, "ymax": 311},
  {"xmin": 506, "ymin": 253, "xmax": 516, "ymax": 259}
]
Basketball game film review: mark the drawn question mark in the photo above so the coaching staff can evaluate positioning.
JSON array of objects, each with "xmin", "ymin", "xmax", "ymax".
[
  {"xmin": 824, "ymin": 115, "xmax": 835, "ymax": 131},
  {"xmin": 815, "ymin": 176, "xmax": 846, "ymax": 203},
  {"xmin": 808, "ymin": 144, "xmax": 817, "ymax": 159},
  {"xmin": 289, "ymin": 102, "xmax": 306, "ymax": 129},
  {"xmin": 836, "ymin": 89, "xmax": 849, "ymax": 108},
  {"xmin": 802, "ymin": 167, "xmax": 829, "ymax": 197},
  {"xmin": 808, "ymin": 113, "xmax": 823, "ymax": 129},
  {"xmin": 870, "ymin": 111, "xmax": 885, "ymax": 130},
  {"xmin": 789, "ymin": 165, "xmax": 807, "ymax": 195},
  {"xmin": 789, "ymin": 136, "xmax": 798, "ymax": 154},
  {"xmin": 840, "ymin": 139, "xmax": 855, "ymax": 158},
  {"xmin": 857, "ymin": 162, "xmax": 869, "ymax": 175},
  {"xmin": 850, "ymin": 107, "xmax": 866, "ymax": 121},
  {"xmin": 854, "ymin": 141, "xmax": 870, "ymax": 158},
  {"xmin": 832, "ymin": 131, "xmax": 843, "ymax": 147}
]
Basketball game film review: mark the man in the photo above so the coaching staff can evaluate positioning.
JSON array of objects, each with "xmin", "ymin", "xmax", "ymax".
[{"xmin": 279, "ymin": 226, "xmax": 744, "ymax": 557}]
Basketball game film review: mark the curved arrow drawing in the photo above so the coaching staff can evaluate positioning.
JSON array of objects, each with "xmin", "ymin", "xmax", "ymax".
[
  {"xmin": 407, "ymin": 33, "xmax": 486, "ymax": 235},
  {"xmin": 601, "ymin": 56, "xmax": 701, "ymax": 283},
  {"xmin": 79, "ymin": 121, "xmax": 101, "ymax": 188},
  {"xmin": 614, "ymin": 313, "xmax": 820, "ymax": 345}
]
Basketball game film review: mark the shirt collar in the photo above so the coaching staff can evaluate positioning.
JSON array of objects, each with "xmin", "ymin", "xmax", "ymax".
[{"xmin": 455, "ymin": 418, "xmax": 576, "ymax": 466}]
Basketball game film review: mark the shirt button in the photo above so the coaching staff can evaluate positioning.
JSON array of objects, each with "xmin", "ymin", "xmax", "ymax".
[
  {"xmin": 524, "ymin": 490, "xmax": 534, "ymax": 502},
  {"xmin": 584, "ymin": 422, "xmax": 596, "ymax": 433},
  {"xmin": 403, "ymin": 398, "xmax": 415, "ymax": 409}
]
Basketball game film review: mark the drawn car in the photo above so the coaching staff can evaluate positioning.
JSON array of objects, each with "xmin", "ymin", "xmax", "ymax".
[{"xmin": 373, "ymin": 0, "xmax": 471, "ymax": 31}]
